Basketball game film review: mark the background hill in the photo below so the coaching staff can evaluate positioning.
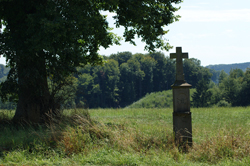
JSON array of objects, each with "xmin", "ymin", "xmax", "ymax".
[
  {"xmin": 206, "ymin": 62, "xmax": 250, "ymax": 74},
  {"xmin": 127, "ymin": 89, "xmax": 196, "ymax": 109}
]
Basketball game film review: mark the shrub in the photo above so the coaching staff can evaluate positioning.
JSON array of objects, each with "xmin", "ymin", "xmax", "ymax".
[{"xmin": 216, "ymin": 100, "xmax": 231, "ymax": 107}]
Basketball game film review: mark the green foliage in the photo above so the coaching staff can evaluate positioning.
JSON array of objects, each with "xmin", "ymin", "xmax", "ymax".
[
  {"xmin": 3, "ymin": 53, "xmax": 250, "ymax": 108},
  {"xmin": 209, "ymin": 68, "xmax": 220, "ymax": 83},
  {"xmin": 150, "ymin": 52, "xmax": 174, "ymax": 91},
  {"xmin": 219, "ymin": 69, "xmax": 244, "ymax": 106},
  {"xmin": 237, "ymin": 68, "xmax": 250, "ymax": 106},
  {"xmin": 183, "ymin": 58, "xmax": 212, "ymax": 88},
  {"xmin": 1, "ymin": 50, "xmax": 214, "ymax": 109},
  {"xmin": 207, "ymin": 68, "xmax": 250, "ymax": 107},
  {"xmin": 190, "ymin": 66, "xmax": 212, "ymax": 107},
  {"xmin": 206, "ymin": 67, "xmax": 250, "ymax": 107},
  {"xmin": 76, "ymin": 59, "xmax": 120, "ymax": 108},
  {"xmin": 75, "ymin": 51, "xmax": 209, "ymax": 108},
  {"xmin": 55, "ymin": 75, "xmax": 78, "ymax": 109},
  {"xmin": 192, "ymin": 79, "xmax": 212, "ymax": 108},
  {"xmin": 0, "ymin": 0, "xmax": 182, "ymax": 121},
  {"xmin": 139, "ymin": 54, "xmax": 157, "ymax": 96},
  {"xmin": 216, "ymin": 100, "xmax": 231, "ymax": 107},
  {"xmin": 108, "ymin": 52, "xmax": 133, "ymax": 66},
  {"xmin": 221, "ymin": 77, "xmax": 241, "ymax": 106},
  {"xmin": 219, "ymin": 70, "xmax": 228, "ymax": 84},
  {"xmin": 209, "ymin": 85, "xmax": 223, "ymax": 106}
]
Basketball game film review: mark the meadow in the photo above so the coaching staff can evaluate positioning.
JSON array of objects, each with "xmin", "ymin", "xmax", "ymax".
[{"xmin": 0, "ymin": 107, "xmax": 250, "ymax": 165}]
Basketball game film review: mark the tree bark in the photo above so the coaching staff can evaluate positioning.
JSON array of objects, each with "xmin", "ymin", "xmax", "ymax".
[{"xmin": 13, "ymin": 53, "xmax": 51, "ymax": 123}]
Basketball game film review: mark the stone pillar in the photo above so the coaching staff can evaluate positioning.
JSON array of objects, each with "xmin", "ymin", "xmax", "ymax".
[
  {"xmin": 170, "ymin": 47, "xmax": 192, "ymax": 147},
  {"xmin": 172, "ymin": 84, "xmax": 192, "ymax": 147}
]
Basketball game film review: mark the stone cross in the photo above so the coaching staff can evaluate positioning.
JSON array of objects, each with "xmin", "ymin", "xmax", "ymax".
[
  {"xmin": 170, "ymin": 47, "xmax": 192, "ymax": 150},
  {"xmin": 170, "ymin": 47, "xmax": 188, "ymax": 81}
]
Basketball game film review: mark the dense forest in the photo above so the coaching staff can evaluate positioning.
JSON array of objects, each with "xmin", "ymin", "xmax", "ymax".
[
  {"xmin": 73, "ymin": 52, "xmax": 212, "ymax": 108},
  {"xmin": 0, "ymin": 52, "xmax": 250, "ymax": 109},
  {"xmin": 198, "ymin": 67, "xmax": 250, "ymax": 107}
]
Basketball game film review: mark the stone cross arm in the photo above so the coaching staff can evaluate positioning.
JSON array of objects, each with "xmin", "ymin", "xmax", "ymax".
[{"xmin": 170, "ymin": 47, "xmax": 188, "ymax": 81}]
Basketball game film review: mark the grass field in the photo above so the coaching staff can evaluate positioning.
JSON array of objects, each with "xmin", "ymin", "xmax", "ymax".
[{"xmin": 0, "ymin": 107, "xmax": 250, "ymax": 165}]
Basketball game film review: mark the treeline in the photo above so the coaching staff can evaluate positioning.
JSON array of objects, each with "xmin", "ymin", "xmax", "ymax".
[
  {"xmin": 0, "ymin": 52, "xmax": 216, "ymax": 109},
  {"xmin": 192, "ymin": 68, "xmax": 250, "ymax": 107},
  {"xmin": 2, "ymin": 52, "xmax": 250, "ymax": 109},
  {"xmin": 73, "ymin": 52, "xmax": 211, "ymax": 108}
]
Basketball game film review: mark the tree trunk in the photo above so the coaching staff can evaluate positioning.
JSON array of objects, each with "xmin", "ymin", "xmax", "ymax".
[{"xmin": 13, "ymin": 53, "xmax": 51, "ymax": 123}]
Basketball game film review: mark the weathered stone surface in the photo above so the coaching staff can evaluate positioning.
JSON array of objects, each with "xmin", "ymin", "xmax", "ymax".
[
  {"xmin": 173, "ymin": 112, "xmax": 192, "ymax": 146},
  {"xmin": 172, "ymin": 85, "xmax": 191, "ymax": 113},
  {"xmin": 170, "ymin": 47, "xmax": 188, "ymax": 82},
  {"xmin": 170, "ymin": 47, "xmax": 192, "ymax": 147}
]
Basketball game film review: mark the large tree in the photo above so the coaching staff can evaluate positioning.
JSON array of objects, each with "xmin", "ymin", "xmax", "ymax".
[{"xmin": 0, "ymin": 0, "xmax": 182, "ymax": 123}]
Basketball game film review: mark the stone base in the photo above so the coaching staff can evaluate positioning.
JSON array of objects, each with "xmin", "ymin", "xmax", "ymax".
[{"xmin": 173, "ymin": 112, "xmax": 192, "ymax": 147}]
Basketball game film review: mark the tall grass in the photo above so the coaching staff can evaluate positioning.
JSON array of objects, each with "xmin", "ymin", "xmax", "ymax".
[{"xmin": 0, "ymin": 107, "xmax": 250, "ymax": 165}]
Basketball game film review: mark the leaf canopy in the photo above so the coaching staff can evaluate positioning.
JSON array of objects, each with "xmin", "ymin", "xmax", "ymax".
[{"xmin": 0, "ymin": 0, "xmax": 182, "ymax": 102}]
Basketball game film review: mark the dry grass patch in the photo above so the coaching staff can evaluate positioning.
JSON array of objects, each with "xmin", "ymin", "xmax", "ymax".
[{"xmin": 189, "ymin": 128, "xmax": 250, "ymax": 163}]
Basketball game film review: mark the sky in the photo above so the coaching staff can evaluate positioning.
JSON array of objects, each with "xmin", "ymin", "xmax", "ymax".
[
  {"xmin": 1, "ymin": 0, "xmax": 250, "ymax": 66},
  {"xmin": 99, "ymin": 0, "xmax": 250, "ymax": 66}
]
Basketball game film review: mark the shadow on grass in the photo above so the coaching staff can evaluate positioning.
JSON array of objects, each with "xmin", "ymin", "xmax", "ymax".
[{"xmin": 0, "ymin": 109, "xmax": 104, "ymax": 157}]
